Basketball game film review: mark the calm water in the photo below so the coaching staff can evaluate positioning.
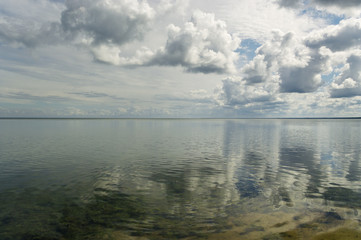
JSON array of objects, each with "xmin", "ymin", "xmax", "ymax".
[{"xmin": 1, "ymin": 119, "xmax": 361, "ymax": 239}]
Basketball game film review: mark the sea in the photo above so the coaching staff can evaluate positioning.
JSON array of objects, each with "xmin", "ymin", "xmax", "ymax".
[{"xmin": 0, "ymin": 118, "xmax": 361, "ymax": 239}]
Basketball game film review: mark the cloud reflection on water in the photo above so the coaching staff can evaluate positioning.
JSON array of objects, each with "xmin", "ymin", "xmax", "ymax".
[{"xmin": 1, "ymin": 119, "xmax": 361, "ymax": 238}]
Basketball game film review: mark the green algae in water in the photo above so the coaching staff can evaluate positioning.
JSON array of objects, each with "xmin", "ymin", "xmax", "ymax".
[
  {"xmin": 262, "ymin": 211, "xmax": 348, "ymax": 240},
  {"xmin": 55, "ymin": 189, "xmax": 151, "ymax": 240},
  {"xmin": 323, "ymin": 187, "xmax": 361, "ymax": 209},
  {"xmin": 0, "ymin": 188, "xmax": 65, "ymax": 240},
  {"xmin": 1, "ymin": 189, "xmax": 361, "ymax": 240},
  {"xmin": 0, "ymin": 188, "xmax": 147, "ymax": 240},
  {"xmin": 0, "ymin": 187, "xmax": 229, "ymax": 240}
]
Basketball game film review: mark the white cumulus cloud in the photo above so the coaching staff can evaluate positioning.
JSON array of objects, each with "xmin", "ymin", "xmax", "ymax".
[
  {"xmin": 306, "ymin": 18, "xmax": 361, "ymax": 51},
  {"xmin": 145, "ymin": 10, "xmax": 241, "ymax": 74},
  {"xmin": 330, "ymin": 54, "xmax": 361, "ymax": 98},
  {"xmin": 240, "ymin": 30, "xmax": 325, "ymax": 93}
]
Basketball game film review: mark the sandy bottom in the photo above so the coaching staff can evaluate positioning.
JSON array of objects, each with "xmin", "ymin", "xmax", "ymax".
[
  {"xmin": 199, "ymin": 211, "xmax": 361, "ymax": 240},
  {"xmin": 104, "ymin": 206, "xmax": 361, "ymax": 240}
]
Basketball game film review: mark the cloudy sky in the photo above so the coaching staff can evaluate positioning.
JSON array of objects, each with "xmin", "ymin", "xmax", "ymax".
[{"xmin": 1, "ymin": 0, "xmax": 361, "ymax": 118}]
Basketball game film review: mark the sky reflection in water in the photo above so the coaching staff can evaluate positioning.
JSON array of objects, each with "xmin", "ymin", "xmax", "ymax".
[{"xmin": 0, "ymin": 119, "xmax": 361, "ymax": 239}]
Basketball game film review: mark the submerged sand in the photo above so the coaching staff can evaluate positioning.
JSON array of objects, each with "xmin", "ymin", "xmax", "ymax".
[{"xmin": 103, "ymin": 206, "xmax": 361, "ymax": 240}]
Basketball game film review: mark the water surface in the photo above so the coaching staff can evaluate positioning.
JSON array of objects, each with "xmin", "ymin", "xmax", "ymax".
[{"xmin": 1, "ymin": 119, "xmax": 361, "ymax": 239}]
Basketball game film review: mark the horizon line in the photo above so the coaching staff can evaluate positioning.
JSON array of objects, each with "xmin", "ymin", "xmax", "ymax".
[{"xmin": 1, "ymin": 117, "xmax": 361, "ymax": 120}]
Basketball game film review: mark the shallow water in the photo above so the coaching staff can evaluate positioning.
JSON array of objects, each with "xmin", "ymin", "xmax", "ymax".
[{"xmin": 0, "ymin": 119, "xmax": 361, "ymax": 239}]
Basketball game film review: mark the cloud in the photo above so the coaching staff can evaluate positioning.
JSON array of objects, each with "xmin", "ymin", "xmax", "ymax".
[
  {"xmin": 277, "ymin": 0, "xmax": 361, "ymax": 9},
  {"xmin": 306, "ymin": 18, "xmax": 361, "ymax": 51},
  {"xmin": 330, "ymin": 54, "xmax": 361, "ymax": 98},
  {"xmin": 301, "ymin": 18, "xmax": 361, "ymax": 98},
  {"xmin": 241, "ymin": 55, "xmax": 269, "ymax": 84},
  {"xmin": 1, "ymin": 91, "xmax": 71, "ymax": 103},
  {"xmin": 155, "ymin": 89, "xmax": 214, "ymax": 104},
  {"xmin": 90, "ymin": 44, "xmax": 123, "ymax": 65},
  {"xmin": 145, "ymin": 10, "xmax": 241, "ymax": 74},
  {"xmin": 277, "ymin": 0, "xmax": 303, "ymax": 9},
  {"xmin": 240, "ymin": 30, "xmax": 325, "ymax": 93},
  {"xmin": 0, "ymin": 90, "xmax": 128, "ymax": 105},
  {"xmin": 276, "ymin": 0, "xmax": 361, "ymax": 16},
  {"xmin": 278, "ymin": 48, "xmax": 328, "ymax": 93},
  {"xmin": 0, "ymin": 0, "xmax": 64, "ymax": 22},
  {"xmin": 0, "ymin": 0, "xmax": 155, "ymax": 48},
  {"xmin": 69, "ymin": 91, "xmax": 126, "ymax": 101},
  {"xmin": 212, "ymin": 76, "xmax": 290, "ymax": 117},
  {"xmin": 90, "ymin": 44, "xmax": 154, "ymax": 65},
  {"xmin": 216, "ymin": 77, "xmax": 278, "ymax": 106},
  {"xmin": 0, "ymin": 17, "xmax": 64, "ymax": 47},
  {"xmin": 201, "ymin": 0, "xmax": 322, "ymax": 43},
  {"xmin": 61, "ymin": 0, "xmax": 155, "ymax": 46},
  {"xmin": 312, "ymin": 0, "xmax": 361, "ymax": 8},
  {"xmin": 0, "ymin": 1, "xmax": 239, "ymax": 74}
]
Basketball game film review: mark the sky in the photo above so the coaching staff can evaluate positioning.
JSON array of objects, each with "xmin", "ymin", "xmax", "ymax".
[{"xmin": 1, "ymin": 0, "xmax": 361, "ymax": 118}]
